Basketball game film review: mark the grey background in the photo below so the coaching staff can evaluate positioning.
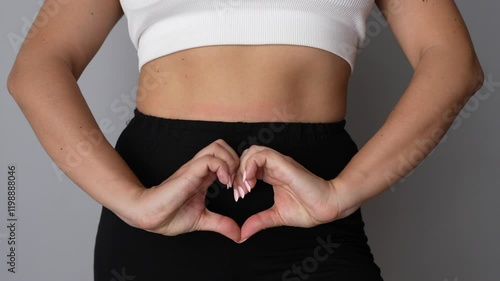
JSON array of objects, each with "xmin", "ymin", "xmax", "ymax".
[{"xmin": 1, "ymin": 1, "xmax": 498, "ymax": 281}]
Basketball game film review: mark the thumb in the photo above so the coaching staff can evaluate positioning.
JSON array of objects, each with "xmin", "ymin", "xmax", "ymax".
[
  {"xmin": 196, "ymin": 209, "xmax": 241, "ymax": 243},
  {"xmin": 239, "ymin": 205, "xmax": 283, "ymax": 242}
]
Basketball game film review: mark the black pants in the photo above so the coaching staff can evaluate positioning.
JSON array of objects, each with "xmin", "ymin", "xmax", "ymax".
[{"xmin": 94, "ymin": 108, "xmax": 383, "ymax": 281}]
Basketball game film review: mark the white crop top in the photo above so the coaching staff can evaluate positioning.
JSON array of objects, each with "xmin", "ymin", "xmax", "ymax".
[{"xmin": 119, "ymin": 0, "xmax": 375, "ymax": 73}]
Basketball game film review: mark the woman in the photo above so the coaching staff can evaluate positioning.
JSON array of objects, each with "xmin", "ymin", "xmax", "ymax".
[{"xmin": 7, "ymin": 0, "xmax": 483, "ymax": 280}]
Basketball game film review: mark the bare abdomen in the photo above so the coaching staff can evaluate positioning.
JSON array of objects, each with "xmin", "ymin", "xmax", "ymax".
[{"xmin": 136, "ymin": 44, "xmax": 351, "ymax": 122}]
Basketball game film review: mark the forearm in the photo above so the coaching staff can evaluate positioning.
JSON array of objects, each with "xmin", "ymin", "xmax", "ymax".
[
  {"xmin": 331, "ymin": 46, "xmax": 483, "ymax": 216},
  {"xmin": 7, "ymin": 57, "xmax": 144, "ymax": 225}
]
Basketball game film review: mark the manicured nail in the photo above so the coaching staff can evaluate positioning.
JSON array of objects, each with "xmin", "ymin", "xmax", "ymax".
[
  {"xmin": 226, "ymin": 182, "xmax": 230, "ymax": 189},
  {"xmin": 244, "ymin": 181, "xmax": 252, "ymax": 193},
  {"xmin": 237, "ymin": 186, "xmax": 245, "ymax": 199},
  {"xmin": 242, "ymin": 170, "xmax": 247, "ymax": 183},
  {"xmin": 233, "ymin": 187, "xmax": 239, "ymax": 202},
  {"xmin": 229, "ymin": 174, "xmax": 234, "ymax": 188}
]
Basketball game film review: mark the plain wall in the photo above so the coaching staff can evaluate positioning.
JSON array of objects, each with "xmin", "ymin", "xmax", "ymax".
[{"xmin": 1, "ymin": 1, "xmax": 498, "ymax": 280}]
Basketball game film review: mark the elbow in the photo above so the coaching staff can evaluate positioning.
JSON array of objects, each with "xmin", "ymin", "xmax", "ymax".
[
  {"xmin": 468, "ymin": 56, "xmax": 484, "ymax": 94},
  {"xmin": 6, "ymin": 61, "xmax": 30, "ymax": 101},
  {"xmin": 449, "ymin": 53, "xmax": 484, "ymax": 96},
  {"xmin": 419, "ymin": 45, "xmax": 485, "ymax": 97},
  {"xmin": 6, "ymin": 66, "xmax": 22, "ymax": 100},
  {"xmin": 447, "ymin": 54, "xmax": 484, "ymax": 99},
  {"xmin": 457, "ymin": 50, "xmax": 485, "ymax": 95},
  {"xmin": 7, "ymin": 53, "xmax": 76, "ymax": 101}
]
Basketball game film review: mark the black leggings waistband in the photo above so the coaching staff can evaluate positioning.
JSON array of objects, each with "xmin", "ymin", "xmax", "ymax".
[{"xmin": 130, "ymin": 108, "xmax": 351, "ymax": 153}]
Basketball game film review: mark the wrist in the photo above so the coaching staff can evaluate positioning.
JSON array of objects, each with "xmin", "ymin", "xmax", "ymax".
[
  {"xmin": 328, "ymin": 177, "xmax": 364, "ymax": 219},
  {"xmin": 103, "ymin": 181, "xmax": 146, "ymax": 227}
]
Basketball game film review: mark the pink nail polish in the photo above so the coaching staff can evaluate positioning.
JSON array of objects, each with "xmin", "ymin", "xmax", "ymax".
[
  {"xmin": 229, "ymin": 175, "xmax": 234, "ymax": 188},
  {"xmin": 244, "ymin": 181, "xmax": 252, "ymax": 193},
  {"xmin": 242, "ymin": 171, "xmax": 247, "ymax": 183},
  {"xmin": 238, "ymin": 186, "xmax": 245, "ymax": 199},
  {"xmin": 233, "ymin": 187, "xmax": 239, "ymax": 202}
]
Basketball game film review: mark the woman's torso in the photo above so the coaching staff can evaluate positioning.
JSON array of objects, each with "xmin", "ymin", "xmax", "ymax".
[{"xmin": 135, "ymin": 44, "xmax": 351, "ymax": 123}]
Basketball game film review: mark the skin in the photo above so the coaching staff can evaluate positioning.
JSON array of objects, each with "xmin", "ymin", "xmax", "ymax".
[{"xmin": 7, "ymin": 0, "xmax": 483, "ymax": 243}]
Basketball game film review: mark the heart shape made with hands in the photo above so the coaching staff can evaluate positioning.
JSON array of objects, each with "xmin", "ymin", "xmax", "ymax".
[{"xmin": 205, "ymin": 144, "xmax": 344, "ymax": 244}]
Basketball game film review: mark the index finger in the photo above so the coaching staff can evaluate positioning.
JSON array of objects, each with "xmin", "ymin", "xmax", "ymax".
[{"xmin": 191, "ymin": 139, "xmax": 240, "ymax": 176}]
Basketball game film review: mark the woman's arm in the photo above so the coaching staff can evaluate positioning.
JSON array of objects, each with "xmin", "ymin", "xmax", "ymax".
[
  {"xmin": 7, "ymin": 0, "xmax": 148, "ymax": 226},
  {"xmin": 7, "ymin": 1, "xmax": 241, "ymax": 241},
  {"xmin": 330, "ymin": 0, "xmax": 484, "ymax": 216},
  {"xmin": 8, "ymin": 0, "xmax": 240, "ymax": 241}
]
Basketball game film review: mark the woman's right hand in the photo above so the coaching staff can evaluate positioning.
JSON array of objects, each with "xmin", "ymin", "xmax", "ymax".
[{"xmin": 129, "ymin": 139, "xmax": 241, "ymax": 242}]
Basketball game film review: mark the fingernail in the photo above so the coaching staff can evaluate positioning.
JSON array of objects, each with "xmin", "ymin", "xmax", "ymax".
[
  {"xmin": 242, "ymin": 170, "xmax": 247, "ymax": 183},
  {"xmin": 237, "ymin": 186, "xmax": 245, "ymax": 199},
  {"xmin": 226, "ymin": 182, "xmax": 230, "ymax": 189},
  {"xmin": 244, "ymin": 181, "xmax": 252, "ymax": 193},
  {"xmin": 233, "ymin": 187, "xmax": 239, "ymax": 202},
  {"xmin": 229, "ymin": 174, "xmax": 234, "ymax": 188}
]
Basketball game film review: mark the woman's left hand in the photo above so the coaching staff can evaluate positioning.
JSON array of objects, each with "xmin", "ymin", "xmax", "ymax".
[{"xmin": 233, "ymin": 145, "xmax": 356, "ymax": 242}]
